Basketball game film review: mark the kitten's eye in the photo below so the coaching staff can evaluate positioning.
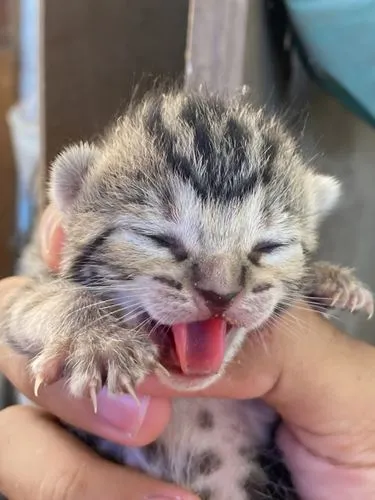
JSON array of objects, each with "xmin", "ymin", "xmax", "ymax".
[
  {"xmin": 252, "ymin": 241, "xmax": 285, "ymax": 254},
  {"xmin": 248, "ymin": 241, "xmax": 286, "ymax": 265},
  {"xmin": 147, "ymin": 234, "xmax": 188, "ymax": 262},
  {"xmin": 148, "ymin": 234, "xmax": 176, "ymax": 248}
]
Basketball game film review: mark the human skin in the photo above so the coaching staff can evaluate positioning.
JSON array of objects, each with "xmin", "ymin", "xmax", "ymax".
[{"xmin": 1, "ymin": 205, "xmax": 375, "ymax": 499}]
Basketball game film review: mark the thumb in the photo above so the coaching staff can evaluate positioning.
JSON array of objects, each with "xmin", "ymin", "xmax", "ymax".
[
  {"xmin": 40, "ymin": 204, "xmax": 65, "ymax": 272},
  {"xmin": 263, "ymin": 305, "xmax": 375, "ymax": 466}
]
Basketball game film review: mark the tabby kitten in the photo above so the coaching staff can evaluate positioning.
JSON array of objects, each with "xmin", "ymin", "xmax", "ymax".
[{"xmin": 5, "ymin": 89, "xmax": 373, "ymax": 500}]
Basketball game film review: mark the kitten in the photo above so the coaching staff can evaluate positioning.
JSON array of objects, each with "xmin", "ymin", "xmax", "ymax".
[{"xmin": 5, "ymin": 89, "xmax": 373, "ymax": 500}]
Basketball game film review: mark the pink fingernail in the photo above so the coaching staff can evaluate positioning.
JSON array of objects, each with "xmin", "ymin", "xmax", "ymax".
[
  {"xmin": 97, "ymin": 388, "xmax": 150, "ymax": 437},
  {"xmin": 145, "ymin": 496, "xmax": 184, "ymax": 500},
  {"xmin": 145, "ymin": 494, "xmax": 198, "ymax": 500}
]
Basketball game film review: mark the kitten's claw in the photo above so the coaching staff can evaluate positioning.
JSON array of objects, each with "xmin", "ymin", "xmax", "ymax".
[
  {"xmin": 121, "ymin": 377, "xmax": 139, "ymax": 405},
  {"xmin": 89, "ymin": 384, "xmax": 98, "ymax": 414},
  {"xmin": 366, "ymin": 298, "xmax": 374, "ymax": 320},
  {"xmin": 331, "ymin": 290, "xmax": 342, "ymax": 308},
  {"xmin": 350, "ymin": 295, "xmax": 358, "ymax": 313},
  {"xmin": 34, "ymin": 374, "xmax": 44, "ymax": 397},
  {"xmin": 156, "ymin": 362, "xmax": 170, "ymax": 378}
]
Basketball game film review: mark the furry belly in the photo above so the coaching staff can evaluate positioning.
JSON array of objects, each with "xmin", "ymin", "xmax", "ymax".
[{"xmin": 73, "ymin": 398, "xmax": 297, "ymax": 500}]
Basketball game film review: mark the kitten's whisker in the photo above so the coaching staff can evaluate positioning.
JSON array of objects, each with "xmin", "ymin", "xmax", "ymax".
[{"xmin": 62, "ymin": 299, "xmax": 120, "ymax": 321}]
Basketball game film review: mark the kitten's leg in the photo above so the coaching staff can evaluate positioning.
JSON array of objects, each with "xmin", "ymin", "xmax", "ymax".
[
  {"xmin": 305, "ymin": 261, "xmax": 374, "ymax": 318},
  {"xmin": 0, "ymin": 279, "xmax": 158, "ymax": 405}
]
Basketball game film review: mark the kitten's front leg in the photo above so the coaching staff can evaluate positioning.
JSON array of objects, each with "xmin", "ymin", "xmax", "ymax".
[
  {"xmin": 305, "ymin": 261, "xmax": 374, "ymax": 317},
  {"xmin": 1, "ymin": 279, "xmax": 158, "ymax": 406}
]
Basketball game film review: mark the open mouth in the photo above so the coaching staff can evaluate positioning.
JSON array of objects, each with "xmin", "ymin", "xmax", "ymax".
[{"xmin": 150, "ymin": 317, "xmax": 232, "ymax": 377}]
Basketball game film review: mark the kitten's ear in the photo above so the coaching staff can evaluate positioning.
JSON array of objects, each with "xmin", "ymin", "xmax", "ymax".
[
  {"xmin": 49, "ymin": 142, "xmax": 99, "ymax": 212},
  {"xmin": 309, "ymin": 173, "xmax": 341, "ymax": 218}
]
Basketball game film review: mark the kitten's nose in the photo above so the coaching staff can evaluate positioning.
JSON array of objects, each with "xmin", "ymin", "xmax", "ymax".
[{"xmin": 196, "ymin": 288, "xmax": 240, "ymax": 312}]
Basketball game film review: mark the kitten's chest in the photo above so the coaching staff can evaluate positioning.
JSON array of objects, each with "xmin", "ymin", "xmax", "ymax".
[{"xmin": 107, "ymin": 398, "xmax": 275, "ymax": 500}]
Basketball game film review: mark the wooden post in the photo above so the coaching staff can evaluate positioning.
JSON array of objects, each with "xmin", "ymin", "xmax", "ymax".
[{"xmin": 185, "ymin": 0, "xmax": 284, "ymax": 108}]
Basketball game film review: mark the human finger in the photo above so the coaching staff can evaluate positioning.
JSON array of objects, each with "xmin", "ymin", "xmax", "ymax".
[
  {"xmin": 40, "ymin": 204, "xmax": 64, "ymax": 273},
  {"xmin": 0, "ymin": 405, "xmax": 196, "ymax": 500}
]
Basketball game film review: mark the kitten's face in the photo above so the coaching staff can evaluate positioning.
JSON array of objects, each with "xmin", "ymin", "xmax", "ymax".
[
  {"xmin": 50, "ymin": 91, "xmax": 340, "ymax": 389},
  {"xmin": 107, "ymin": 184, "xmax": 305, "ymax": 339}
]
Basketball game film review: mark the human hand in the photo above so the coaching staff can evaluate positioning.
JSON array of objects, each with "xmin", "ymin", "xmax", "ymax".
[
  {"xmin": 4, "ymin": 205, "xmax": 375, "ymax": 500},
  {"xmin": 0, "ymin": 405, "xmax": 195, "ymax": 499}
]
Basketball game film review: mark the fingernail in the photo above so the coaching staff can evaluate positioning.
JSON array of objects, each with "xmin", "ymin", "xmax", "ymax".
[
  {"xmin": 145, "ymin": 494, "xmax": 197, "ymax": 500},
  {"xmin": 145, "ymin": 496, "xmax": 184, "ymax": 500},
  {"xmin": 97, "ymin": 388, "xmax": 150, "ymax": 437},
  {"xmin": 41, "ymin": 206, "xmax": 63, "ymax": 256}
]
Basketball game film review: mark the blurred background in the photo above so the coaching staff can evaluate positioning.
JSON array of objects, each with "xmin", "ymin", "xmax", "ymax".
[{"xmin": 1, "ymin": 0, "xmax": 375, "ymax": 405}]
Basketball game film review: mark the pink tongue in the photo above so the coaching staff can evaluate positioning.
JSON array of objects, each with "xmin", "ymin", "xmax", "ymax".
[{"xmin": 171, "ymin": 318, "xmax": 226, "ymax": 376}]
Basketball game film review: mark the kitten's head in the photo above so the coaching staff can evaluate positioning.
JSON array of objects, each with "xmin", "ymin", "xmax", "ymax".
[{"xmin": 49, "ymin": 90, "xmax": 340, "ymax": 389}]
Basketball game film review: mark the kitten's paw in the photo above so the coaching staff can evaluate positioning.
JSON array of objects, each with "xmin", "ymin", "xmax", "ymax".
[
  {"xmin": 330, "ymin": 281, "xmax": 373, "ymax": 318},
  {"xmin": 29, "ymin": 327, "xmax": 159, "ymax": 409},
  {"xmin": 308, "ymin": 262, "xmax": 374, "ymax": 319}
]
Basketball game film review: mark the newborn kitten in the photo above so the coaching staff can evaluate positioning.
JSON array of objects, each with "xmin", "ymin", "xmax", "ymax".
[{"xmin": 5, "ymin": 89, "xmax": 373, "ymax": 500}]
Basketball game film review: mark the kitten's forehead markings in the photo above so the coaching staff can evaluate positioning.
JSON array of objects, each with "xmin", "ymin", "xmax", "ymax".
[
  {"xmin": 161, "ymin": 93, "xmax": 195, "ymax": 158},
  {"xmin": 196, "ymin": 190, "xmax": 267, "ymax": 253}
]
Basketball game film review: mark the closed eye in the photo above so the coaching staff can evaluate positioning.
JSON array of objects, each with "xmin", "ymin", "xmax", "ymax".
[
  {"xmin": 248, "ymin": 241, "xmax": 289, "ymax": 265},
  {"xmin": 252, "ymin": 241, "xmax": 286, "ymax": 254},
  {"xmin": 147, "ymin": 233, "xmax": 177, "ymax": 248},
  {"xmin": 146, "ymin": 234, "xmax": 188, "ymax": 262}
]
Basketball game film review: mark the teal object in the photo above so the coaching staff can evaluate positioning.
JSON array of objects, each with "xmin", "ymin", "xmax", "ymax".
[{"xmin": 285, "ymin": 0, "xmax": 375, "ymax": 128}]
